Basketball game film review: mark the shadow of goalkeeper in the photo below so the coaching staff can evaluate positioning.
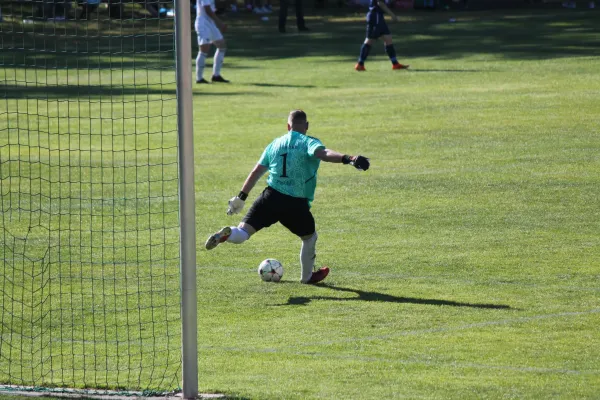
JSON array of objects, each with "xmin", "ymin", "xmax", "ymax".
[{"xmin": 282, "ymin": 283, "xmax": 512, "ymax": 309}]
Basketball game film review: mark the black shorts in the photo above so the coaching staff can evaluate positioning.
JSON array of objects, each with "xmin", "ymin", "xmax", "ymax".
[
  {"xmin": 242, "ymin": 187, "xmax": 315, "ymax": 237},
  {"xmin": 367, "ymin": 21, "xmax": 391, "ymax": 39}
]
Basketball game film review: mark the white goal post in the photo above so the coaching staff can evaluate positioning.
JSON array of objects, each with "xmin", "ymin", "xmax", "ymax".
[{"xmin": 174, "ymin": 0, "xmax": 199, "ymax": 397}]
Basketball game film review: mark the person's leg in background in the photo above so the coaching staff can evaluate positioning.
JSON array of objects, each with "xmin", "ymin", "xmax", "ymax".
[
  {"xmin": 295, "ymin": 0, "xmax": 308, "ymax": 31},
  {"xmin": 278, "ymin": 0, "xmax": 288, "ymax": 32},
  {"xmin": 211, "ymin": 38, "xmax": 229, "ymax": 82}
]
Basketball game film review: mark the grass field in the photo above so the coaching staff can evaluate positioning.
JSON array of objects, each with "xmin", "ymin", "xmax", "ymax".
[{"xmin": 2, "ymin": 4, "xmax": 600, "ymax": 400}]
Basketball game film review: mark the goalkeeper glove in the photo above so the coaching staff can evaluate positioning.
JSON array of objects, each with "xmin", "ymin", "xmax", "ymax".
[
  {"xmin": 343, "ymin": 155, "xmax": 370, "ymax": 171},
  {"xmin": 227, "ymin": 191, "xmax": 247, "ymax": 215}
]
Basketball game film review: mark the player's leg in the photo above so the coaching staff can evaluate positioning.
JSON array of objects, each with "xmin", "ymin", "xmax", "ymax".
[
  {"xmin": 356, "ymin": 20, "xmax": 379, "ymax": 71},
  {"xmin": 382, "ymin": 34, "xmax": 398, "ymax": 66},
  {"xmin": 299, "ymin": 231, "xmax": 330, "ymax": 284},
  {"xmin": 279, "ymin": 199, "xmax": 329, "ymax": 284},
  {"xmin": 278, "ymin": 0, "xmax": 289, "ymax": 33},
  {"xmin": 204, "ymin": 226, "xmax": 232, "ymax": 250},
  {"xmin": 299, "ymin": 232, "xmax": 328, "ymax": 284},
  {"xmin": 211, "ymin": 38, "xmax": 229, "ymax": 82},
  {"xmin": 196, "ymin": 28, "xmax": 212, "ymax": 83},
  {"xmin": 205, "ymin": 187, "xmax": 280, "ymax": 250},
  {"xmin": 204, "ymin": 223, "xmax": 254, "ymax": 249},
  {"xmin": 207, "ymin": 17, "xmax": 228, "ymax": 83},
  {"xmin": 300, "ymin": 232, "xmax": 317, "ymax": 282},
  {"xmin": 383, "ymin": 34, "xmax": 409, "ymax": 69},
  {"xmin": 356, "ymin": 38, "xmax": 375, "ymax": 71},
  {"xmin": 295, "ymin": 0, "xmax": 308, "ymax": 31}
]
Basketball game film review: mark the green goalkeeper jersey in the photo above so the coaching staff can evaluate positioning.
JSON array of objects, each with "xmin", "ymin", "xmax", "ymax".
[{"xmin": 258, "ymin": 130, "xmax": 325, "ymax": 204}]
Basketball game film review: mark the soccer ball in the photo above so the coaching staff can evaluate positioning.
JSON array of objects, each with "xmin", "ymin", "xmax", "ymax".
[{"xmin": 258, "ymin": 259, "xmax": 284, "ymax": 282}]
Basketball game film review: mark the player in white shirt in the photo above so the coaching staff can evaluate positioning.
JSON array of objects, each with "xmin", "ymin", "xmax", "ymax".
[{"xmin": 195, "ymin": 0, "xmax": 229, "ymax": 83}]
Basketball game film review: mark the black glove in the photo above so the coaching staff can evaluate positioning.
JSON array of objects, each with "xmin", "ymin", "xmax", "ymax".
[{"xmin": 350, "ymin": 155, "xmax": 370, "ymax": 171}]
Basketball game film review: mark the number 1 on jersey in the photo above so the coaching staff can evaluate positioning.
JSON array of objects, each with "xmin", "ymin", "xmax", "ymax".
[{"xmin": 280, "ymin": 153, "xmax": 288, "ymax": 178}]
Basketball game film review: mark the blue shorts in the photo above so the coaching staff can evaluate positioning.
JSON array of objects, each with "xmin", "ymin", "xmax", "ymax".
[{"xmin": 366, "ymin": 21, "xmax": 391, "ymax": 39}]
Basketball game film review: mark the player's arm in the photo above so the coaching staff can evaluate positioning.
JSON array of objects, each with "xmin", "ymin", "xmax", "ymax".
[
  {"xmin": 203, "ymin": 5, "xmax": 227, "ymax": 32},
  {"xmin": 227, "ymin": 164, "xmax": 268, "ymax": 215},
  {"xmin": 240, "ymin": 164, "xmax": 268, "ymax": 196},
  {"xmin": 314, "ymin": 148, "xmax": 370, "ymax": 171},
  {"xmin": 378, "ymin": 1, "xmax": 398, "ymax": 21},
  {"xmin": 314, "ymin": 148, "xmax": 346, "ymax": 163}
]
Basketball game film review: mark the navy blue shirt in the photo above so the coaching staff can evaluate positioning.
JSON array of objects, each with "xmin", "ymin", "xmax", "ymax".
[{"xmin": 366, "ymin": 0, "xmax": 385, "ymax": 24}]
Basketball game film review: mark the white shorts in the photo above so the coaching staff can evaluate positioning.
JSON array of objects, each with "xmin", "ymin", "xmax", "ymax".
[{"xmin": 196, "ymin": 18, "xmax": 223, "ymax": 45}]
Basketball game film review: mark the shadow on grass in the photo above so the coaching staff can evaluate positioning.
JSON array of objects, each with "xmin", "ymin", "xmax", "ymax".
[
  {"xmin": 2, "ymin": 84, "xmax": 176, "ymax": 99},
  {"xmin": 245, "ymin": 82, "xmax": 317, "ymax": 88},
  {"xmin": 2, "ymin": 84, "xmax": 261, "ymax": 98},
  {"xmin": 283, "ymin": 283, "xmax": 512, "ymax": 309},
  {"xmin": 1, "ymin": 8, "xmax": 599, "ymax": 73},
  {"xmin": 229, "ymin": 9, "xmax": 600, "ymax": 61},
  {"xmin": 407, "ymin": 68, "xmax": 486, "ymax": 73}
]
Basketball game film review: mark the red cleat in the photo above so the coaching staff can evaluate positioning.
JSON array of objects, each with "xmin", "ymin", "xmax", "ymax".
[
  {"xmin": 392, "ymin": 63, "xmax": 410, "ymax": 70},
  {"xmin": 205, "ymin": 226, "xmax": 231, "ymax": 250},
  {"xmin": 354, "ymin": 63, "xmax": 366, "ymax": 71},
  {"xmin": 308, "ymin": 267, "xmax": 330, "ymax": 284}
]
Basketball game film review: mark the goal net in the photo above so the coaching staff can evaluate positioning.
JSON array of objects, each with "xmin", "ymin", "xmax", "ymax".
[{"xmin": 1, "ymin": 0, "xmax": 183, "ymax": 392}]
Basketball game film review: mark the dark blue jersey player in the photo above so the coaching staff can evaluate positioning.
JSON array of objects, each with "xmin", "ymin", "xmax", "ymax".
[{"xmin": 355, "ymin": 0, "xmax": 409, "ymax": 71}]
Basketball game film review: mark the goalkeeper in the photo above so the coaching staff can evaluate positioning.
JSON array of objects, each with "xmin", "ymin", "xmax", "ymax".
[{"xmin": 205, "ymin": 110, "xmax": 370, "ymax": 284}]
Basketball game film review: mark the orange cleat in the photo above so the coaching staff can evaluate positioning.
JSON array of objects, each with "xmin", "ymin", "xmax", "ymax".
[
  {"xmin": 392, "ymin": 63, "xmax": 410, "ymax": 70},
  {"xmin": 354, "ymin": 63, "xmax": 366, "ymax": 71},
  {"xmin": 308, "ymin": 267, "xmax": 330, "ymax": 284}
]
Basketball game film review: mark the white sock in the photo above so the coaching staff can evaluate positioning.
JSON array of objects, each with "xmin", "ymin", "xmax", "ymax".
[
  {"xmin": 226, "ymin": 227, "xmax": 250, "ymax": 244},
  {"xmin": 213, "ymin": 48, "xmax": 226, "ymax": 77},
  {"xmin": 300, "ymin": 232, "xmax": 318, "ymax": 283},
  {"xmin": 196, "ymin": 52, "xmax": 208, "ymax": 81}
]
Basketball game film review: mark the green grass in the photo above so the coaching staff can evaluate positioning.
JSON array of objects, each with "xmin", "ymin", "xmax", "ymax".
[{"xmin": 2, "ymin": 6, "xmax": 600, "ymax": 400}]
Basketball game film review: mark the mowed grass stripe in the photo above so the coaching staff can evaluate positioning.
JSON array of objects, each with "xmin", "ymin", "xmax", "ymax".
[{"xmin": 1, "ymin": 6, "xmax": 600, "ymax": 399}]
